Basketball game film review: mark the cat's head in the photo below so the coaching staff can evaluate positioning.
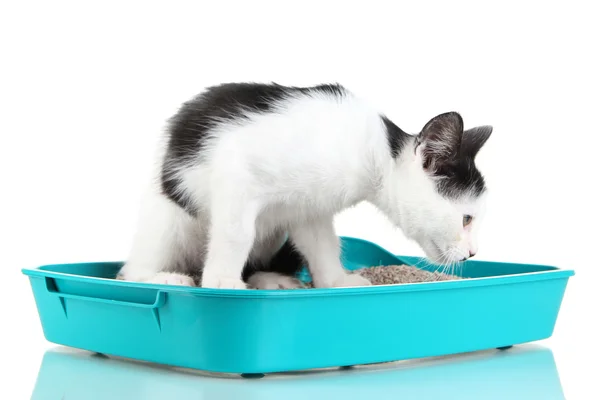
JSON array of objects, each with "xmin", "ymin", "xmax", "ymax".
[{"xmin": 394, "ymin": 112, "xmax": 492, "ymax": 266}]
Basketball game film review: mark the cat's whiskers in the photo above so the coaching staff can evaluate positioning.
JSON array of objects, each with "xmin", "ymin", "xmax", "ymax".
[
  {"xmin": 413, "ymin": 257, "xmax": 437, "ymax": 277},
  {"xmin": 432, "ymin": 248, "xmax": 454, "ymax": 282}
]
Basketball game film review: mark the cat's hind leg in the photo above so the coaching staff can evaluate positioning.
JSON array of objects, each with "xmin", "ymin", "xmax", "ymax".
[
  {"xmin": 117, "ymin": 189, "xmax": 204, "ymax": 286},
  {"xmin": 246, "ymin": 272, "xmax": 305, "ymax": 289},
  {"xmin": 245, "ymin": 233, "xmax": 306, "ymax": 289}
]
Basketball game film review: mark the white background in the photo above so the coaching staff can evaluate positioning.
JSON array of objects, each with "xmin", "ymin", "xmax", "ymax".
[{"xmin": 1, "ymin": 1, "xmax": 598, "ymax": 398}]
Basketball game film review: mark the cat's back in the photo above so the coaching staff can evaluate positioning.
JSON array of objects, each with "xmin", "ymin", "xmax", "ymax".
[
  {"xmin": 160, "ymin": 83, "xmax": 384, "ymax": 215},
  {"xmin": 164, "ymin": 82, "xmax": 379, "ymax": 162}
]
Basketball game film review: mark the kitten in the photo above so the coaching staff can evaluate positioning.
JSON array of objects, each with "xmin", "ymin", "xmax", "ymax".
[{"xmin": 117, "ymin": 83, "xmax": 492, "ymax": 289}]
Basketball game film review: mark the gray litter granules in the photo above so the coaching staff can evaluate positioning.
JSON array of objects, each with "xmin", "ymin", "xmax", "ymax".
[
  {"xmin": 355, "ymin": 264, "xmax": 464, "ymax": 285},
  {"xmin": 303, "ymin": 264, "xmax": 464, "ymax": 288}
]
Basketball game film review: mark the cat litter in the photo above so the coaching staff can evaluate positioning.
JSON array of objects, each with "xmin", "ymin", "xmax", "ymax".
[
  {"xmin": 298, "ymin": 265, "xmax": 463, "ymax": 288},
  {"xmin": 355, "ymin": 264, "xmax": 463, "ymax": 285}
]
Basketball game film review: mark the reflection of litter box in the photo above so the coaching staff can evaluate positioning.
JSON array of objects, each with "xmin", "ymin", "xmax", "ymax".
[
  {"xmin": 32, "ymin": 346, "xmax": 565, "ymax": 400},
  {"xmin": 23, "ymin": 236, "xmax": 574, "ymax": 375}
]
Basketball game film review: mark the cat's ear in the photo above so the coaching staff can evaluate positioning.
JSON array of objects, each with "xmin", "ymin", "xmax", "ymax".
[
  {"xmin": 461, "ymin": 125, "xmax": 493, "ymax": 159},
  {"xmin": 417, "ymin": 112, "xmax": 463, "ymax": 172}
]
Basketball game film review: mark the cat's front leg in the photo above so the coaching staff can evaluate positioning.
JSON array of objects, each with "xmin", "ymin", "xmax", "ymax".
[
  {"xmin": 290, "ymin": 219, "xmax": 371, "ymax": 288},
  {"xmin": 200, "ymin": 200, "xmax": 260, "ymax": 289}
]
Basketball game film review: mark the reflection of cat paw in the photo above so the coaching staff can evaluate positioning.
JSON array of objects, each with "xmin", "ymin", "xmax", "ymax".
[
  {"xmin": 247, "ymin": 272, "xmax": 305, "ymax": 289},
  {"xmin": 145, "ymin": 272, "xmax": 195, "ymax": 287},
  {"xmin": 332, "ymin": 273, "xmax": 372, "ymax": 288}
]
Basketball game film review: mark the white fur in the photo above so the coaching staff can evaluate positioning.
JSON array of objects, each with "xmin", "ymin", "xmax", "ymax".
[
  {"xmin": 119, "ymin": 91, "xmax": 487, "ymax": 289},
  {"xmin": 143, "ymin": 272, "xmax": 195, "ymax": 287}
]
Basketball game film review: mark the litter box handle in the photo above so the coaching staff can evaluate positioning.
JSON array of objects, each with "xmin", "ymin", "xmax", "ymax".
[{"xmin": 44, "ymin": 277, "xmax": 166, "ymax": 309}]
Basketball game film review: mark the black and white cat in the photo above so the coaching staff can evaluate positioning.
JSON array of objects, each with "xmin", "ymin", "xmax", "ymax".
[{"xmin": 117, "ymin": 83, "xmax": 492, "ymax": 289}]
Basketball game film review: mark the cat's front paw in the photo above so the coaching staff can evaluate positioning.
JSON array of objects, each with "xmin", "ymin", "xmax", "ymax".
[
  {"xmin": 332, "ymin": 273, "xmax": 372, "ymax": 288},
  {"xmin": 201, "ymin": 275, "xmax": 247, "ymax": 289},
  {"xmin": 145, "ymin": 272, "xmax": 195, "ymax": 287}
]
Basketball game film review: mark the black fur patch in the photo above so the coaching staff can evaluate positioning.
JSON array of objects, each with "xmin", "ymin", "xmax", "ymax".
[
  {"xmin": 160, "ymin": 175, "xmax": 198, "ymax": 216},
  {"xmin": 416, "ymin": 112, "xmax": 490, "ymax": 199},
  {"xmin": 434, "ymin": 159, "xmax": 486, "ymax": 199},
  {"xmin": 381, "ymin": 115, "xmax": 411, "ymax": 158},
  {"xmin": 242, "ymin": 238, "xmax": 306, "ymax": 282},
  {"xmin": 161, "ymin": 82, "xmax": 347, "ymax": 213},
  {"xmin": 300, "ymin": 83, "xmax": 347, "ymax": 98}
]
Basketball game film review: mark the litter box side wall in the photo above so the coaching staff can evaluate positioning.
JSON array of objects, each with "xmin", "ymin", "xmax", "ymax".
[
  {"xmin": 227, "ymin": 277, "xmax": 571, "ymax": 373},
  {"xmin": 27, "ymin": 270, "xmax": 571, "ymax": 374}
]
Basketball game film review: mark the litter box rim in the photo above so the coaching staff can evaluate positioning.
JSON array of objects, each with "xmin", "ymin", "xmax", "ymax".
[{"xmin": 21, "ymin": 236, "xmax": 574, "ymax": 299}]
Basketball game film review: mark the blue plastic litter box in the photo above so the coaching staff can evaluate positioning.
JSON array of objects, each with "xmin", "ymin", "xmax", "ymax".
[{"xmin": 23, "ymin": 236, "xmax": 574, "ymax": 376}]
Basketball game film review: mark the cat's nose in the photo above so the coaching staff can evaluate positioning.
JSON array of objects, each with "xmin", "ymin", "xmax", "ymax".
[{"xmin": 469, "ymin": 251, "xmax": 476, "ymax": 258}]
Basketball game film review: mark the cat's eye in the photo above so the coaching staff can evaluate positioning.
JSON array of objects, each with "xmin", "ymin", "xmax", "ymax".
[{"xmin": 463, "ymin": 215, "xmax": 473, "ymax": 227}]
